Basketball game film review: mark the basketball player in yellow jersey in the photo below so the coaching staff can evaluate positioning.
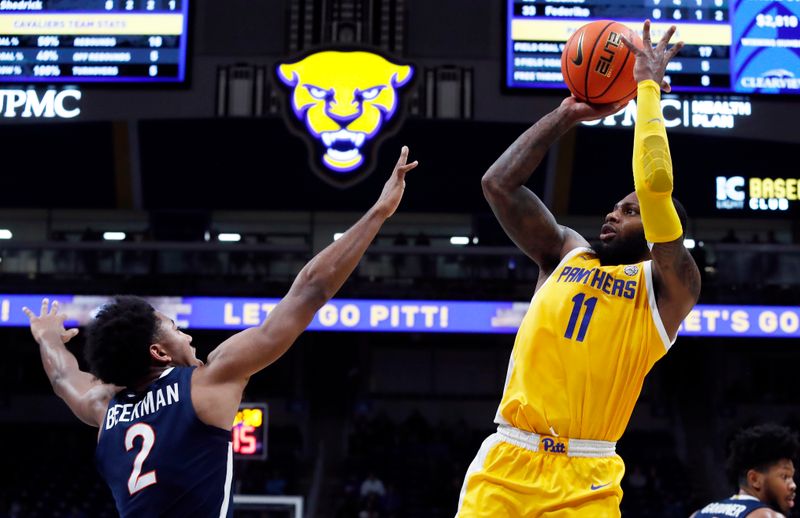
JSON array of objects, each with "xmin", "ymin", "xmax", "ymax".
[{"xmin": 456, "ymin": 21, "xmax": 701, "ymax": 517}]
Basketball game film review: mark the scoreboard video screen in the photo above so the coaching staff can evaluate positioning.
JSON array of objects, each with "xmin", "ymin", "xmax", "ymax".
[
  {"xmin": 0, "ymin": 0, "xmax": 189, "ymax": 83},
  {"xmin": 507, "ymin": 0, "xmax": 800, "ymax": 95}
]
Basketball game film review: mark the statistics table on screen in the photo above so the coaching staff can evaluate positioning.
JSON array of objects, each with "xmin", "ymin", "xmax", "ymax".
[
  {"xmin": 0, "ymin": 0, "xmax": 189, "ymax": 83},
  {"xmin": 508, "ymin": 0, "xmax": 800, "ymax": 95}
]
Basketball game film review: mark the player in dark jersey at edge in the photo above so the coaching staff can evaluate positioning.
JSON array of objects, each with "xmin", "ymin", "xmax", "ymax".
[
  {"xmin": 23, "ymin": 147, "xmax": 418, "ymax": 517},
  {"xmin": 691, "ymin": 423, "xmax": 798, "ymax": 518}
]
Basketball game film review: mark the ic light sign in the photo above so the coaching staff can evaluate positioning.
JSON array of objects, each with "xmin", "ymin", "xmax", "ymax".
[
  {"xmin": 0, "ymin": 88, "xmax": 81, "ymax": 119},
  {"xmin": 716, "ymin": 175, "xmax": 798, "ymax": 211}
]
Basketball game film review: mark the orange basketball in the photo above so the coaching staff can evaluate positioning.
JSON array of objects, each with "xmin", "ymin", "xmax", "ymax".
[{"xmin": 561, "ymin": 20, "xmax": 643, "ymax": 105}]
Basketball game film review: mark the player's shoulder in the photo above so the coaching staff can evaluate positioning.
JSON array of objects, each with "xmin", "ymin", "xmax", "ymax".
[
  {"xmin": 85, "ymin": 383, "xmax": 123, "ymax": 427},
  {"xmin": 534, "ymin": 226, "xmax": 591, "ymax": 276},
  {"xmin": 561, "ymin": 226, "xmax": 591, "ymax": 253},
  {"xmin": 746, "ymin": 509, "xmax": 784, "ymax": 518},
  {"xmin": 89, "ymin": 383, "xmax": 123, "ymax": 402},
  {"xmin": 552, "ymin": 227, "xmax": 592, "ymax": 261}
]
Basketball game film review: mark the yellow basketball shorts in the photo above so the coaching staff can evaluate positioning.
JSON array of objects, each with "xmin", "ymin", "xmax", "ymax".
[{"xmin": 456, "ymin": 426, "xmax": 625, "ymax": 517}]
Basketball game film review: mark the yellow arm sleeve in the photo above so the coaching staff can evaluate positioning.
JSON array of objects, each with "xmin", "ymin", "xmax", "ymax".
[{"xmin": 632, "ymin": 79, "xmax": 683, "ymax": 243}]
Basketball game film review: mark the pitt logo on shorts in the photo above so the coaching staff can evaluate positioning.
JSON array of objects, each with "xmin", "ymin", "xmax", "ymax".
[{"xmin": 540, "ymin": 436, "xmax": 568, "ymax": 455}]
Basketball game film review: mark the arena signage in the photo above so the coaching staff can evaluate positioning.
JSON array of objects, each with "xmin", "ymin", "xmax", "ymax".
[
  {"xmin": 716, "ymin": 175, "xmax": 797, "ymax": 211},
  {"xmin": 274, "ymin": 49, "xmax": 414, "ymax": 188},
  {"xmin": 2, "ymin": 295, "xmax": 798, "ymax": 338},
  {"xmin": 0, "ymin": 88, "xmax": 81, "ymax": 118},
  {"xmin": 582, "ymin": 96, "xmax": 752, "ymax": 130},
  {"xmin": 233, "ymin": 403, "xmax": 267, "ymax": 460}
]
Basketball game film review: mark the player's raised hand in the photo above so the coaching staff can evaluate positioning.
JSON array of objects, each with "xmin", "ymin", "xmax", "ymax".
[
  {"xmin": 374, "ymin": 146, "xmax": 418, "ymax": 219},
  {"xmin": 23, "ymin": 299, "xmax": 79, "ymax": 344},
  {"xmin": 620, "ymin": 20, "xmax": 684, "ymax": 92}
]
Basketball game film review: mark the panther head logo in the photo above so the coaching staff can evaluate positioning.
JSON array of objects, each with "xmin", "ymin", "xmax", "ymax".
[{"xmin": 277, "ymin": 50, "xmax": 413, "ymax": 186}]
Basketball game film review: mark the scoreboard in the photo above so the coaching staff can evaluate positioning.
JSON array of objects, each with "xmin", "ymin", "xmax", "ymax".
[
  {"xmin": 0, "ymin": 0, "xmax": 189, "ymax": 83},
  {"xmin": 507, "ymin": 0, "xmax": 800, "ymax": 95},
  {"xmin": 233, "ymin": 403, "xmax": 267, "ymax": 460}
]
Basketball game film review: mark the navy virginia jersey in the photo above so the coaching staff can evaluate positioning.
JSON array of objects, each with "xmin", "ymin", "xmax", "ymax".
[
  {"xmin": 696, "ymin": 495, "xmax": 769, "ymax": 517},
  {"xmin": 95, "ymin": 367, "xmax": 233, "ymax": 518}
]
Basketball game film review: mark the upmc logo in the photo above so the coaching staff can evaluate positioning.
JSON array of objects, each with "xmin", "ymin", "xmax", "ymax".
[
  {"xmin": 0, "ymin": 89, "xmax": 81, "ymax": 119},
  {"xmin": 716, "ymin": 176, "xmax": 746, "ymax": 209}
]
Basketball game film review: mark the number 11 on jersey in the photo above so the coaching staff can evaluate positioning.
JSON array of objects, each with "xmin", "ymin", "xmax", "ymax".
[{"xmin": 564, "ymin": 293, "xmax": 598, "ymax": 342}]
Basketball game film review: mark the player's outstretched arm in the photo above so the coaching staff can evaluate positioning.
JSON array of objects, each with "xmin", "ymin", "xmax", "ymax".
[
  {"xmin": 481, "ymin": 98, "xmax": 619, "ymax": 274},
  {"xmin": 24, "ymin": 299, "xmax": 118, "ymax": 427},
  {"xmin": 622, "ymin": 21, "xmax": 700, "ymax": 339},
  {"xmin": 202, "ymin": 147, "xmax": 418, "ymax": 384}
]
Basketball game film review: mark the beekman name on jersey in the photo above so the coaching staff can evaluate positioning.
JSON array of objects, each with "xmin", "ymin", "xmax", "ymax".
[
  {"xmin": 556, "ymin": 265, "xmax": 639, "ymax": 300},
  {"xmin": 105, "ymin": 382, "xmax": 180, "ymax": 430}
]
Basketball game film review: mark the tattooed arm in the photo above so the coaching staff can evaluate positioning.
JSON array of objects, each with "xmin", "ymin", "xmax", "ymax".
[
  {"xmin": 652, "ymin": 240, "xmax": 701, "ymax": 340},
  {"xmin": 481, "ymin": 98, "xmax": 620, "ymax": 278}
]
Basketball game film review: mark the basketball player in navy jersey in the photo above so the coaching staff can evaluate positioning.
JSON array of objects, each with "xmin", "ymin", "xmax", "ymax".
[
  {"xmin": 691, "ymin": 423, "xmax": 798, "ymax": 518},
  {"xmin": 23, "ymin": 147, "xmax": 418, "ymax": 517}
]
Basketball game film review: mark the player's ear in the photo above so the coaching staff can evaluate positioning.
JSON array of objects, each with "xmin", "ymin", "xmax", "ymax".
[
  {"xmin": 746, "ymin": 468, "xmax": 764, "ymax": 491},
  {"xmin": 149, "ymin": 343, "xmax": 172, "ymax": 364}
]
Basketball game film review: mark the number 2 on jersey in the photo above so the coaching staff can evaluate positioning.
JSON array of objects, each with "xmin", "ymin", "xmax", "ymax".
[
  {"xmin": 125, "ymin": 423, "xmax": 158, "ymax": 495},
  {"xmin": 564, "ymin": 293, "xmax": 598, "ymax": 342}
]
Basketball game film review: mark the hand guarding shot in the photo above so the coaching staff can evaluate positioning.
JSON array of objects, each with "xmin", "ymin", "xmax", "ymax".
[
  {"xmin": 25, "ymin": 148, "xmax": 418, "ymax": 518},
  {"xmin": 374, "ymin": 145, "xmax": 418, "ymax": 219},
  {"xmin": 24, "ymin": 299, "xmax": 80, "ymax": 345}
]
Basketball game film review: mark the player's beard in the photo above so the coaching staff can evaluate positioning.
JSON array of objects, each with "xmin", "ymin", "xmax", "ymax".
[
  {"xmin": 595, "ymin": 232, "xmax": 648, "ymax": 266},
  {"xmin": 763, "ymin": 485, "xmax": 791, "ymax": 515}
]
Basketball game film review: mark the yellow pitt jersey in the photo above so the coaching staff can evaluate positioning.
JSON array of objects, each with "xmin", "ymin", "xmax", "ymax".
[{"xmin": 495, "ymin": 247, "xmax": 672, "ymax": 442}]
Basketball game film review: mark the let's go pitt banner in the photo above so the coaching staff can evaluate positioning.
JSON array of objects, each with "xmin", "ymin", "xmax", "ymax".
[{"xmin": 1, "ymin": 295, "xmax": 798, "ymax": 338}]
